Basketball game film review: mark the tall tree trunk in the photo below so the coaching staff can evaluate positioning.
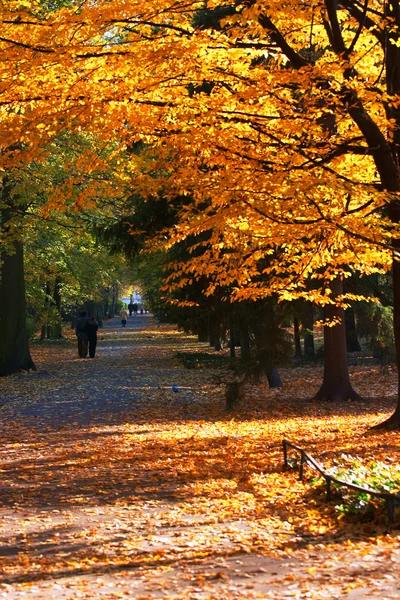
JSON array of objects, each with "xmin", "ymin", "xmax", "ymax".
[
  {"xmin": 111, "ymin": 286, "xmax": 116, "ymax": 315},
  {"xmin": 104, "ymin": 287, "xmax": 110, "ymax": 316},
  {"xmin": 208, "ymin": 311, "xmax": 224, "ymax": 350},
  {"xmin": 239, "ymin": 317, "xmax": 251, "ymax": 361},
  {"xmin": 53, "ymin": 277, "xmax": 63, "ymax": 338},
  {"xmin": 42, "ymin": 280, "xmax": 52, "ymax": 339},
  {"xmin": 252, "ymin": 309, "xmax": 283, "ymax": 388},
  {"xmin": 293, "ymin": 315, "xmax": 302, "ymax": 359},
  {"xmin": 0, "ymin": 207, "xmax": 36, "ymax": 376},
  {"xmin": 345, "ymin": 307, "xmax": 361, "ymax": 352},
  {"xmin": 313, "ymin": 277, "xmax": 361, "ymax": 402},
  {"xmin": 229, "ymin": 319, "xmax": 236, "ymax": 358},
  {"xmin": 303, "ymin": 302, "xmax": 315, "ymax": 359}
]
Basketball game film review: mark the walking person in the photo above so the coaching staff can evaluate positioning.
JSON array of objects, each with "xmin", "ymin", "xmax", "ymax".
[
  {"xmin": 86, "ymin": 316, "xmax": 99, "ymax": 358},
  {"xmin": 120, "ymin": 308, "xmax": 128, "ymax": 327},
  {"xmin": 75, "ymin": 310, "xmax": 90, "ymax": 358}
]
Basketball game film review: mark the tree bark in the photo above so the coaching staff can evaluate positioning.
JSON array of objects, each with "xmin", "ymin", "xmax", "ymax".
[
  {"xmin": 252, "ymin": 308, "xmax": 283, "ymax": 387},
  {"xmin": 293, "ymin": 315, "xmax": 302, "ymax": 359},
  {"xmin": 53, "ymin": 277, "xmax": 63, "ymax": 338},
  {"xmin": 313, "ymin": 277, "xmax": 361, "ymax": 402},
  {"xmin": 229, "ymin": 321, "xmax": 236, "ymax": 358},
  {"xmin": 41, "ymin": 280, "xmax": 52, "ymax": 340},
  {"xmin": 239, "ymin": 317, "xmax": 251, "ymax": 361},
  {"xmin": 345, "ymin": 307, "xmax": 361, "ymax": 352},
  {"xmin": 267, "ymin": 367, "xmax": 283, "ymax": 388},
  {"xmin": 303, "ymin": 302, "xmax": 315, "ymax": 359},
  {"xmin": 0, "ymin": 207, "xmax": 36, "ymax": 376}
]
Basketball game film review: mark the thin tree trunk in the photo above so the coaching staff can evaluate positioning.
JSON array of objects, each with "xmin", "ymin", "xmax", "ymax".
[
  {"xmin": 313, "ymin": 277, "xmax": 361, "ymax": 402},
  {"xmin": 303, "ymin": 302, "xmax": 315, "ymax": 359},
  {"xmin": 293, "ymin": 315, "xmax": 302, "ymax": 359},
  {"xmin": 53, "ymin": 277, "xmax": 63, "ymax": 338},
  {"xmin": 229, "ymin": 319, "xmax": 236, "ymax": 358},
  {"xmin": 239, "ymin": 318, "xmax": 251, "ymax": 361},
  {"xmin": 44, "ymin": 280, "xmax": 52, "ymax": 339},
  {"xmin": 345, "ymin": 307, "xmax": 361, "ymax": 352}
]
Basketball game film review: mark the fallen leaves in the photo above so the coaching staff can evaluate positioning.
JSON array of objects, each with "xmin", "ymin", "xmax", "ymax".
[{"xmin": 0, "ymin": 319, "xmax": 399, "ymax": 599}]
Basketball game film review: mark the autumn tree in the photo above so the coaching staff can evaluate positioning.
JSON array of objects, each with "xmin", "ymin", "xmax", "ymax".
[{"xmin": 0, "ymin": 128, "xmax": 131, "ymax": 372}]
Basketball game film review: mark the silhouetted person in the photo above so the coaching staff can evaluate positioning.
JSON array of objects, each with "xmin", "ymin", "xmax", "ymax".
[
  {"xmin": 75, "ymin": 310, "xmax": 89, "ymax": 358},
  {"xmin": 87, "ymin": 316, "xmax": 99, "ymax": 358},
  {"xmin": 128, "ymin": 302, "xmax": 134, "ymax": 316},
  {"xmin": 120, "ymin": 308, "xmax": 128, "ymax": 327},
  {"xmin": 132, "ymin": 302, "xmax": 138, "ymax": 315}
]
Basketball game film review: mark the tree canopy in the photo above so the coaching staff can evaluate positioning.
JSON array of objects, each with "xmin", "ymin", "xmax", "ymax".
[{"xmin": 0, "ymin": 1, "xmax": 395, "ymax": 295}]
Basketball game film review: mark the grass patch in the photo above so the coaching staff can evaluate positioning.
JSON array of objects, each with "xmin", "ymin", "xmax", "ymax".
[{"xmin": 176, "ymin": 351, "xmax": 232, "ymax": 369}]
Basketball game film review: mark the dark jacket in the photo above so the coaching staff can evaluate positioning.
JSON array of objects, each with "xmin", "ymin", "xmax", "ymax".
[
  {"xmin": 76, "ymin": 316, "xmax": 90, "ymax": 340},
  {"xmin": 86, "ymin": 319, "xmax": 98, "ymax": 340}
]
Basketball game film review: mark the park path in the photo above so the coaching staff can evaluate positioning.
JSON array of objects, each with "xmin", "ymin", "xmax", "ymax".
[
  {"xmin": 0, "ymin": 316, "xmax": 399, "ymax": 599},
  {"xmin": 1, "ymin": 314, "xmax": 205, "ymax": 429}
]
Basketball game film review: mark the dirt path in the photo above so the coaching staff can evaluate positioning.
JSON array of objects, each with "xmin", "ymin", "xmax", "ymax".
[
  {"xmin": 1, "ymin": 315, "xmax": 200, "ymax": 428},
  {"xmin": 0, "ymin": 316, "xmax": 399, "ymax": 599}
]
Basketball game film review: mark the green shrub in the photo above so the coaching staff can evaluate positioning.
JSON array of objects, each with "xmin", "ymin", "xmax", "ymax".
[{"xmin": 311, "ymin": 455, "xmax": 400, "ymax": 517}]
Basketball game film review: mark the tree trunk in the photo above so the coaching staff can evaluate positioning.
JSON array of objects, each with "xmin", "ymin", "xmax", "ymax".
[
  {"xmin": 252, "ymin": 308, "xmax": 283, "ymax": 387},
  {"xmin": 267, "ymin": 367, "xmax": 283, "ymax": 388},
  {"xmin": 229, "ymin": 322, "xmax": 236, "ymax": 358},
  {"xmin": 0, "ymin": 208, "xmax": 36, "ymax": 376},
  {"xmin": 293, "ymin": 315, "xmax": 302, "ymax": 359},
  {"xmin": 208, "ymin": 312, "xmax": 224, "ymax": 350},
  {"xmin": 345, "ymin": 307, "xmax": 361, "ymax": 352},
  {"xmin": 239, "ymin": 318, "xmax": 251, "ymax": 361},
  {"xmin": 111, "ymin": 285, "xmax": 117, "ymax": 315},
  {"xmin": 225, "ymin": 381, "xmax": 240, "ymax": 411},
  {"xmin": 53, "ymin": 277, "xmax": 63, "ymax": 338},
  {"xmin": 313, "ymin": 277, "xmax": 361, "ymax": 402},
  {"xmin": 42, "ymin": 280, "xmax": 52, "ymax": 339},
  {"xmin": 303, "ymin": 302, "xmax": 315, "ymax": 359}
]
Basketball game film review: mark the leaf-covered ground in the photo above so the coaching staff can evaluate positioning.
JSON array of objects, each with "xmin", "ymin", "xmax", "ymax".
[{"xmin": 0, "ymin": 315, "xmax": 399, "ymax": 599}]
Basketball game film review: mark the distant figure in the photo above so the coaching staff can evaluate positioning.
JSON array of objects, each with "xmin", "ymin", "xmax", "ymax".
[
  {"xmin": 140, "ymin": 308, "xmax": 144, "ymax": 315},
  {"xmin": 132, "ymin": 302, "xmax": 138, "ymax": 315},
  {"xmin": 128, "ymin": 302, "xmax": 134, "ymax": 317},
  {"xmin": 86, "ymin": 316, "xmax": 99, "ymax": 358},
  {"xmin": 120, "ymin": 308, "xmax": 128, "ymax": 327},
  {"xmin": 75, "ymin": 310, "xmax": 89, "ymax": 358}
]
